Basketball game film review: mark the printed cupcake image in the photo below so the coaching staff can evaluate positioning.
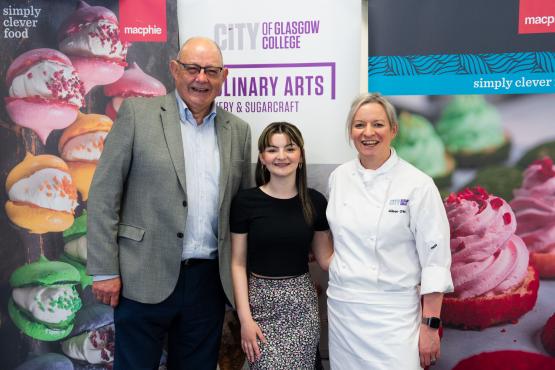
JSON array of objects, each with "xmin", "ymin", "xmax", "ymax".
[
  {"xmin": 60, "ymin": 212, "xmax": 92, "ymax": 289},
  {"xmin": 103, "ymin": 62, "xmax": 167, "ymax": 120},
  {"xmin": 517, "ymin": 140, "xmax": 555, "ymax": 170},
  {"xmin": 436, "ymin": 96, "xmax": 510, "ymax": 167},
  {"xmin": 5, "ymin": 153, "xmax": 78, "ymax": 234},
  {"xmin": 511, "ymin": 157, "xmax": 555, "ymax": 278},
  {"xmin": 452, "ymin": 350, "xmax": 555, "ymax": 370},
  {"xmin": 58, "ymin": 112, "xmax": 113, "ymax": 201},
  {"xmin": 58, "ymin": 0, "xmax": 128, "ymax": 93},
  {"xmin": 542, "ymin": 312, "xmax": 555, "ymax": 356},
  {"xmin": 462, "ymin": 165, "xmax": 523, "ymax": 202},
  {"xmin": 442, "ymin": 187, "xmax": 539, "ymax": 330},
  {"xmin": 392, "ymin": 112, "xmax": 455, "ymax": 188},
  {"xmin": 13, "ymin": 353, "xmax": 74, "ymax": 370},
  {"xmin": 61, "ymin": 304, "xmax": 115, "ymax": 368},
  {"xmin": 8, "ymin": 256, "xmax": 83, "ymax": 341},
  {"xmin": 4, "ymin": 48, "xmax": 85, "ymax": 144}
]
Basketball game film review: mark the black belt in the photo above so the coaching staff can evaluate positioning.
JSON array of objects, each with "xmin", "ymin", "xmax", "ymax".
[{"xmin": 181, "ymin": 258, "xmax": 211, "ymax": 268}]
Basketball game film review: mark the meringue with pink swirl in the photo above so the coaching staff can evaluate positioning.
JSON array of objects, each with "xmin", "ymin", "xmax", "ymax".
[
  {"xmin": 445, "ymin": 187, "xmax": 529, "ymax": 299},
  {"xmin": 511, "ymin": 157, "xmax": 555, "ymax": 254}
]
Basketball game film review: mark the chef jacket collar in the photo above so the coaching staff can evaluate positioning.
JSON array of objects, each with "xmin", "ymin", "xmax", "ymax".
[{"xmin": 356, "ymin": 148, "xmax": 399, "ymax": 183}]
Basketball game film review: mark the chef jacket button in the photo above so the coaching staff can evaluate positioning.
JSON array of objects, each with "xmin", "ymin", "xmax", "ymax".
[
  {"xmin": 182, "ymin": 200, "xmax": 187, "ymax": 207},
  {"xmin": 177, "ymin": 232, "xmax": 184, "ymax": 238},
  {"xmin": 370, "ymin": 265, "xmax": 377, "ymax": 271}
]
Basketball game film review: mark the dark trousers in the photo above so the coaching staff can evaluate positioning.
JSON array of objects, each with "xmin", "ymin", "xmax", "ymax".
[{"xmin": 114, "ymin": 259, "xmax": 225, "ymax": 370}]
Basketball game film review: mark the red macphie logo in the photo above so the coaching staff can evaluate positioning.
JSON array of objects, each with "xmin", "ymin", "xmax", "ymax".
[
  {"xmin": 119, "ymin": 0, "xmax": 167, "ymax": 42},
  {"xmin": 519, "ymin": 0, "xmax": 555, "ymax": 34}
]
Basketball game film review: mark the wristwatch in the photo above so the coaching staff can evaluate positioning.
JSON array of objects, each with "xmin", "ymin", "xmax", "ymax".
[{"xmin": 422, "ymin": 316, "xmax": 441, "ymax": 329}]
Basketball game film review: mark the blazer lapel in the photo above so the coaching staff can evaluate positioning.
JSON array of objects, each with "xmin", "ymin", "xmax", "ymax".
[
  {"xmin": 216, "ymin": 108, "xmax": 231, "ymax": 209},
  {"xmin": 161, "ymin": 93, "xmax": 187, "ymax": 193}
]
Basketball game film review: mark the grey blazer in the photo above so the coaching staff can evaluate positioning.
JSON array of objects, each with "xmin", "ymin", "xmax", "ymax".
[{"xmin": 87, "ymin": 92, "xmax": 252, "ymax": 304}]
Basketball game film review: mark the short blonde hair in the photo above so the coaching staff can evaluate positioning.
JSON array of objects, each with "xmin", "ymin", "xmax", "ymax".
[{"xmin": 345, "ymin": 92, "xmax": 398, "ymax": 138}]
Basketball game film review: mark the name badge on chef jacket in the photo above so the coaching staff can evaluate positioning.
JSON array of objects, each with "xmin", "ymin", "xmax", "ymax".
[{"xmin": 388, "ymin": 198, "xmax": 409, "ymax": 214}]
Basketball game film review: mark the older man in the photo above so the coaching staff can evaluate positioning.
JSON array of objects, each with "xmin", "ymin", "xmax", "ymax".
[{"xmin": 87, "ymin": 37, "xmax": 252, "ymax": 369}]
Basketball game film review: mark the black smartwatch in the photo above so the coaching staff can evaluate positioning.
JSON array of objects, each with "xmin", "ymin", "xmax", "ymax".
[{"xmin": 422, "ymin": 316, "xmax": 441, "ymax": 329}]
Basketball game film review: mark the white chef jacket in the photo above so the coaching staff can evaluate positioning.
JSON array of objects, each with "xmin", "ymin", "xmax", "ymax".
[{"xmin": 326, "ymin": 149, "xmax": 453, "ymax": 302}]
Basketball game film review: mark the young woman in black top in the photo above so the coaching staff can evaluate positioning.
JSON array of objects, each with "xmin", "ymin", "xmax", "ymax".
[{"xmin": 230, "ymin": 122, "xmax": 334, "ymax": 369}]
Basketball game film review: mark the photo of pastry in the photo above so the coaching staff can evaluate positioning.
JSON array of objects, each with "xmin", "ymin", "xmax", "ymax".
[
  {"xmin": 5, "ymin": 153, "xmax": 78, "ymax": 234},
  {"xmin": 436, "ymin": 95, "xmax": 511, "ymax": 168},
  {"xmin": 0, "ymin": 1, "xmax": 178, "ymax": 367},
  {"xmin": 390, "ymin": 93, "xmax": 555, "ymax": 370},
  {"xmin": 511, "ymin": 157, "xmax": 555, "ymax": 279},
  {"xmin": 60, "ymin": 212, "xmax": 91, "ymax": 289},
  {"xmin": 58, "ymin": 1, "xmax": 129, "ymax": 93},
  {"xmin": 58, "ymin": 112, "xmax": 113, "ymax": 201},
  {"xmin": 103, "ymin": 62, "xmax": 167, "ymax": 120},
  {"xmin": 442, "ymin": 187, "xmax": 538, "ymax": 330},
  {"xmin": 60, "ymin": 303, "xmax": 114, "ymax": 368},
  {"xmin": 451, "ymin": 350, "xmax": 555, "ymax": 370},
  {"xmin": 392, "ymin": 112, "xmax": 455, "ymax": 189},
  {"xmin": 8, "ymin": 256, "xmax": 82, "ymax": 341},
  {"xmin": 4, "ymin": 48, "xmax": 85, "ymax": 144}
]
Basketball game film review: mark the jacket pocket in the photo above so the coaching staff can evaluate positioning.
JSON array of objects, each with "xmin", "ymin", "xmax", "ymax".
[{"xmin": 117, "ymin": 224, "xmax": 145, "ymax": 241}]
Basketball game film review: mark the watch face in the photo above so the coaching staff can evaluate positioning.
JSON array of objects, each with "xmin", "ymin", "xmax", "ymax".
[{"xmin": 428, "ymin": 317, "xmax": 441, "ymax": 329}]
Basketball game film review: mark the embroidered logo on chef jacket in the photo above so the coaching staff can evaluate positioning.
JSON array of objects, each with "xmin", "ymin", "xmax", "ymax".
[{"xmin": 388, "ymin": 198, "xmax": 409, "ymax": 213}]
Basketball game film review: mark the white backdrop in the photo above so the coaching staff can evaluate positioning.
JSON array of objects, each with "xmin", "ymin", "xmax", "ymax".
[{"xmin": 178, "ymin": 0, "xmax": 361, "ymax": 164}]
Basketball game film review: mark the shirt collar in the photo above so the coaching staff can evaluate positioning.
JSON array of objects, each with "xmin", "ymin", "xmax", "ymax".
[
  {"xmin": 355, "ymin": 148, "xmax": 399, "ymax": 180},
  {"xmin": 175, "ymin": 90, "xmax": 217, "ymax": 126}
]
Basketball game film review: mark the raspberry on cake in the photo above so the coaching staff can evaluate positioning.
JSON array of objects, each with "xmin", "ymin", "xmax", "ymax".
[{"xmin": 442, "ymin": 187, "xmax": 539, "ymax": 330}]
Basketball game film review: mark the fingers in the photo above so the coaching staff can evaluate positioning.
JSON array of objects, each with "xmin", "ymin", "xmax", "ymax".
[
  {"xmin": 92, "ymin": 279, "xmax": 121, "ymax": 307},
  {"xmin": 241, "ymin": 339, "xmax": 261, "ymax": 363},
  {"xmin": 420, "ymin": 351, "xmax": 439, "ymax": 367},
  {"xmin": 257, "ymin": 327, "xmax": 268, "ymax": 344}
]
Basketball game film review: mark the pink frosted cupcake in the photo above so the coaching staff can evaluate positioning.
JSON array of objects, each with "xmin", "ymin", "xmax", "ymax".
[
  {"xmin": 511, "ymin": 157, "xmax": 555, "ymax": 278},
  {"xmin": 442, "ymin": 187, "xmax": 539, "ymax": 330}
]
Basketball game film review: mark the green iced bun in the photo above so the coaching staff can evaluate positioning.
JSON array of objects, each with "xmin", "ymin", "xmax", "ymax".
[
  {"xmin": 436, "ymin": 95, "xmax": 510, "ymax": 167},
  {"xmin": 517, "ymin": 140, "xmax": 555, "ymax": 169},
  {"xmin": 63, "ymin": 211, "xmax": 87, "ymax": 243},
  {"xmin": 59, "ymin": 254, "xmax": 93, "ymax": 289},
  {"xmin": 9, "ymin": 256, "xmax": 81, "ymax": 288},
  {"xmin": 393, "ymin": 112, "xmax": 450, "ymax": 177},
  {"xmin": 8, "ymin": 298, "xmax": 74, "ymax": 341},
  {"xmin": 460, "ymin": 165, "xmax": 522, "ymax": 201}
]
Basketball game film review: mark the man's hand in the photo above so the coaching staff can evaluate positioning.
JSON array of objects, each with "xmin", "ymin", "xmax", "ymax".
[{"xmin": 92, "ymin": 277, "xmax": 122, "ymax": 307}]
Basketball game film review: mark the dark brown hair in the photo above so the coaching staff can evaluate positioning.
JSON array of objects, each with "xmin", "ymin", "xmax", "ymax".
[{"xmin": 255, "ymin": 122, "xmax": 314, "ymax": 225}]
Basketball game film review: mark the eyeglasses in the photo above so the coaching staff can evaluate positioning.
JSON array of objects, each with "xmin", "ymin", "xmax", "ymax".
[{"xmin": 175, "ymin": 61, "xmax": 223, "ymax": 78}]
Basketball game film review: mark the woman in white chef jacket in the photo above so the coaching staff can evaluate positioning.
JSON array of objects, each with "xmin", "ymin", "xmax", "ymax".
[{"xmin": 326, "ymin": 93, "xmax": 454, "ymax": 370}]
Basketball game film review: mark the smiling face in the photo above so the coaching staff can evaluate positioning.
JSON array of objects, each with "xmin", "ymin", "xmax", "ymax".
[
  {"xmin": 169, "ymin": 38, "xmax": 228, "ymax": 122},
  {"xmin": 350, "ymin": 102, "xmax": 398, "ymax": 169},
  {"xmin": 259, "ymin": 133, "xmax": 302, "ymax": 180}
]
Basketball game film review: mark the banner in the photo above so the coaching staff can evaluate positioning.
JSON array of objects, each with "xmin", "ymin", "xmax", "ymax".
[
  {"xmin": 368, "ymin": 0, "xmax": 555, "ymax": 368},
  {"xmin": 178, "ymin": 0, "xmax": 361, "ymax": 165},
  {"xmin": 368, "ymin": 0, "xmax": 555, "ymax": 95},
  {"xmin": 0, "ymin": 1, "xmax": 177, "ymax": 368}
]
